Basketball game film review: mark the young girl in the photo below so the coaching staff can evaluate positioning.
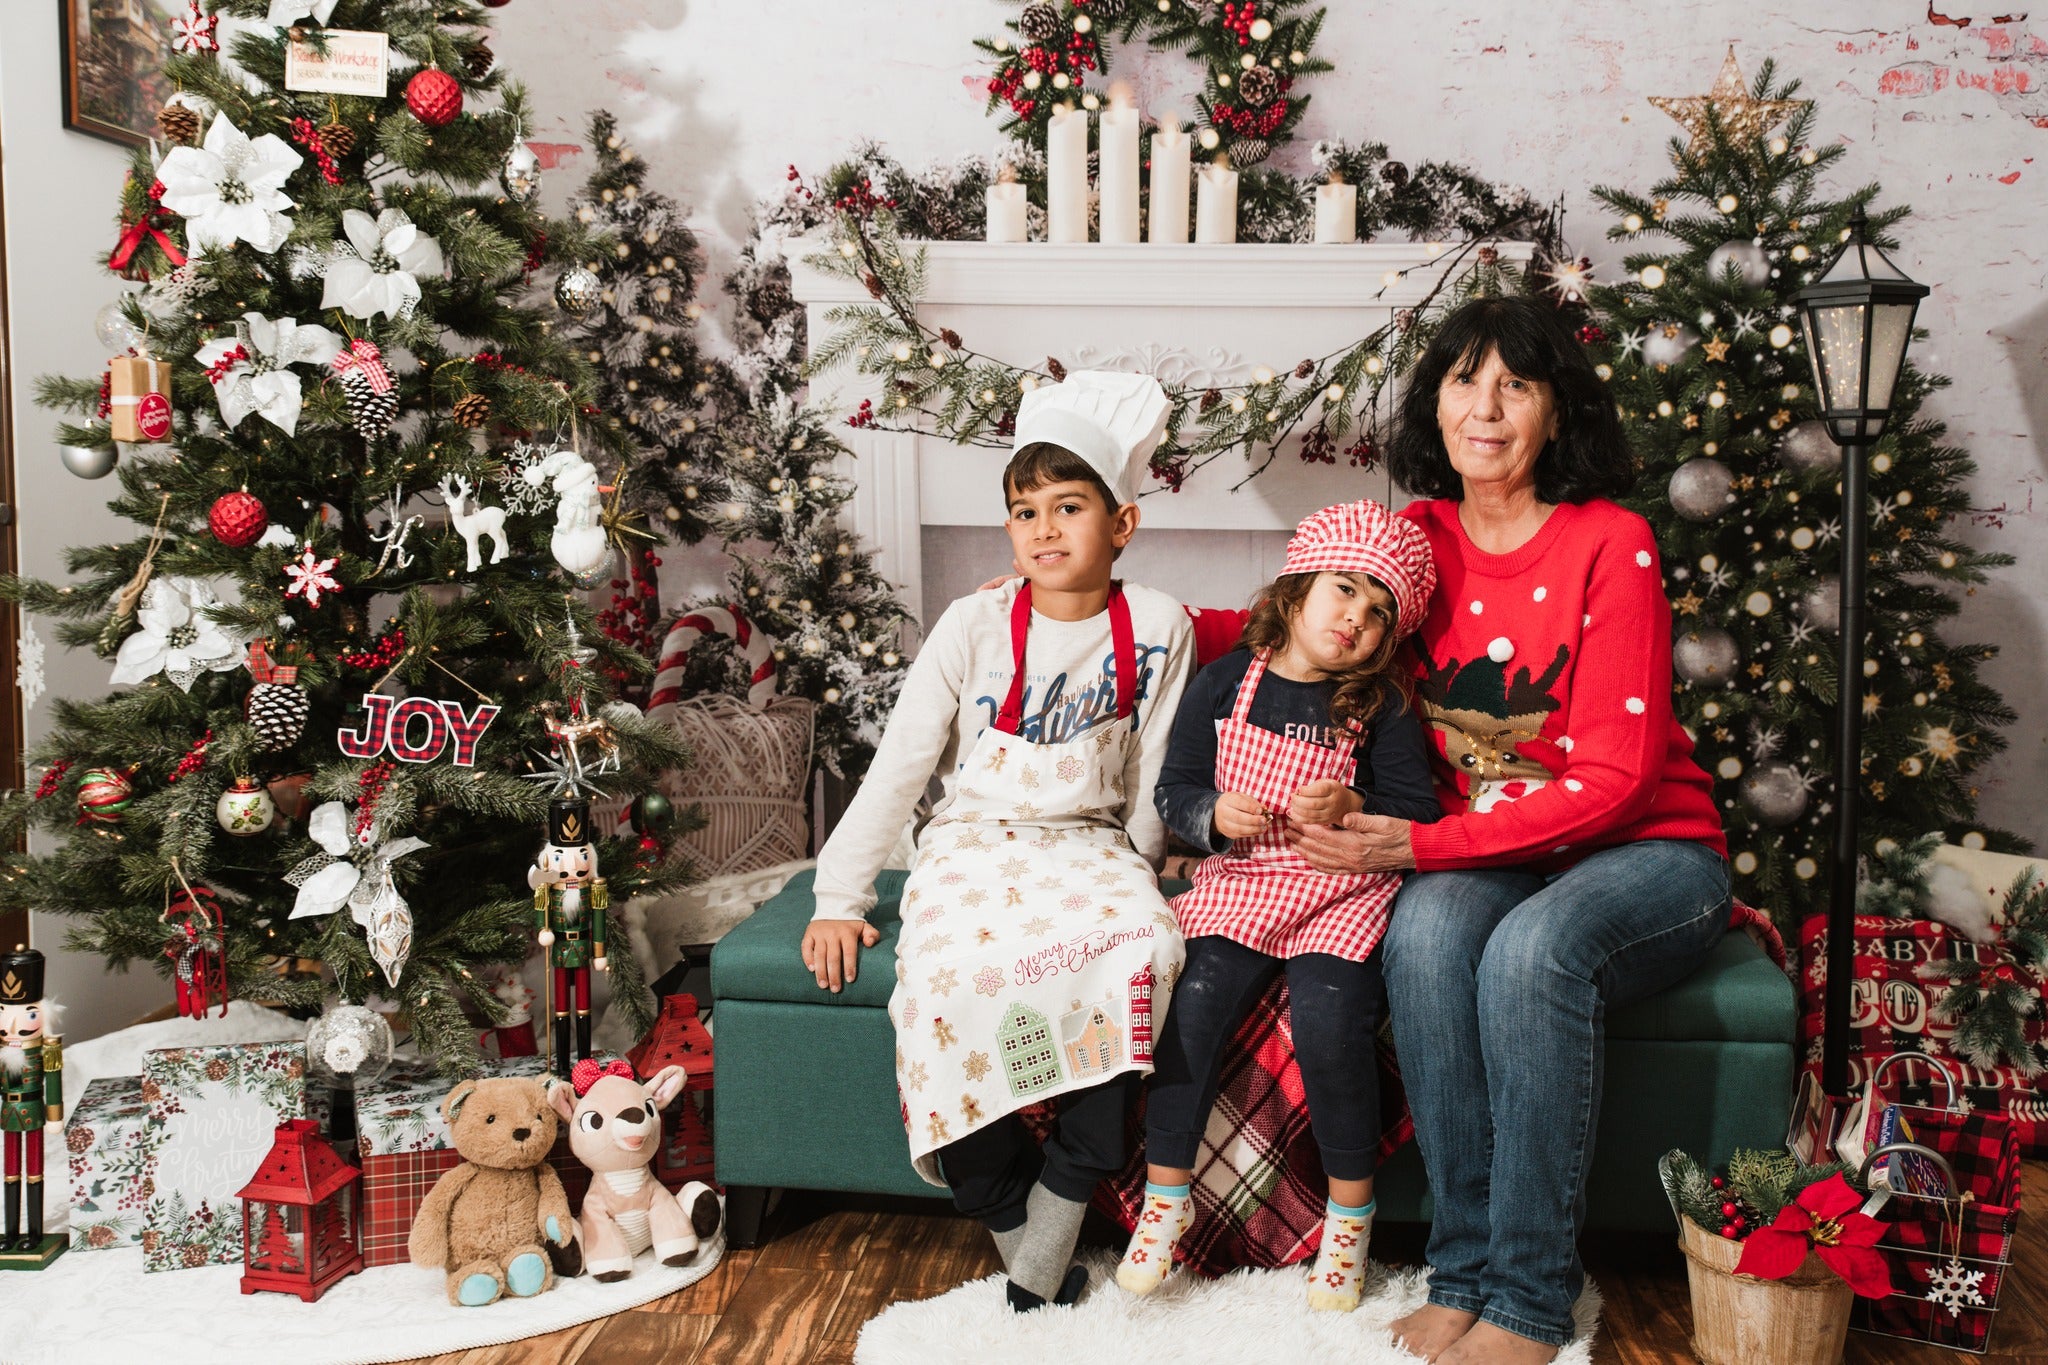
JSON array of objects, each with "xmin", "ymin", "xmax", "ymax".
[{"xmin": 1116, "ymin": 498, "xmax": 1440, "ymax": 1312}]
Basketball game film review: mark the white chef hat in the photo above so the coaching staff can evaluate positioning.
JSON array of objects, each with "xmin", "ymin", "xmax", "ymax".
[{"xmin": 1011, "ymin": 370, "xmax": 1171, "ymax": 506}]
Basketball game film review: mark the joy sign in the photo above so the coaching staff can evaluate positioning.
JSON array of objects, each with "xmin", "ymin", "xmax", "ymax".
[{"xmin": 337, "ymin": 693, "xmax": 500, "ymax": 766}]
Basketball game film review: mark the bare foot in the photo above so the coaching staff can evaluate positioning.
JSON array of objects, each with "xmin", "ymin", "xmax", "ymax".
[
  {"xmin": 1437, "ymin": 1321, "xmax": 1560, "ymax": 1365},
  {"xmin": 1389, "ymin": 1303, "xmax": 1480, "ymax": 1361}
]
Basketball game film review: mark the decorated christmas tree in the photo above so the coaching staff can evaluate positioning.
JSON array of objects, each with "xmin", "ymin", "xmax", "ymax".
[
  {"xmin": 1588, "ymin": 53, "xmax": 2021, "ymax": 915},
  {"xmin": 0, "ymin": 0, "xmax": 693, "ymax": 1070}
]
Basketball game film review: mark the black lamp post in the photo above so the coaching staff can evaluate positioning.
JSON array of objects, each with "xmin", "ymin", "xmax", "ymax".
[{"xmin": 1794, "ymin": 211, "xmax": 1930, "ymax": 1098}]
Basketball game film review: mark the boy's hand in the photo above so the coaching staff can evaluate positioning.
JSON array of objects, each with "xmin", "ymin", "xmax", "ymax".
[
  {"xmin": 1289, "ymin": 779, "xmax": 1365, "ymax": 827},
  {"xmin": 1213, "ymin": 792, "xmax": 1271, "ymax": 841},
  {"xmin": 802, "ymin": 918, "xmax": 880, "ymax": 993}
]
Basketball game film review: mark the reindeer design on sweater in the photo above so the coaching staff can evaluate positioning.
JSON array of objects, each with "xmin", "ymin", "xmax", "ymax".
[
  {"xmin": 1416, "ymin": 640, "xmax": 1570, "ymax": 813},
  {"xmin": 549, "ymin": 1060, "xmax": 721, "ymax": 1282}
]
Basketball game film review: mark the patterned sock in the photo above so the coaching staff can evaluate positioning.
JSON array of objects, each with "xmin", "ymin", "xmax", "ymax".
[
  {"xmin": 1115, "ymin": 1181, "xmax": 1193, "ymax": 1296},
  {"xmin": 1008, "ymin": 1182, "xmax": 1089, "ymax": 1304},
  {"xmin": 1306, "ymin": 1198, "xmax": 1374, "ymax": 1312}
]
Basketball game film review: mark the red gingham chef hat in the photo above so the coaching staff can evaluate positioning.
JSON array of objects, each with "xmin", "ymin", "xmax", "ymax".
[{"xmin": 1280, "ymin": 499, "xmax": 1438, "ymax": 639}]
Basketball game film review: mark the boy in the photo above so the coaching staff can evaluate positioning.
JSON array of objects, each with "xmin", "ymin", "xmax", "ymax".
[{"xmin": 803, "ymin": 371, "xmax": 1194, "ymax": 1310}]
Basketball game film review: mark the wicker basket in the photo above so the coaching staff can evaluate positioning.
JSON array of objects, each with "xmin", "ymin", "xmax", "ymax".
[
  {"xmin": 1679, "ymin": 1217, "xmax": 1854, "ymax": 1365},
  {"xmin": 659, "ymin": 692, "xmax": 815, "ymax": 878}
]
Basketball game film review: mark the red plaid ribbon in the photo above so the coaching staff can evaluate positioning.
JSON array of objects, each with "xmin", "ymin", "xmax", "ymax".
[
  {"xmin": 331, "ymin": 339, "xmax": 394, "ymax": 394},
  {"xmin": 247, "ymin": 639, "xmax": 299, "ymax": 686},
  {"xmin": 204, "ymin": 345, "xmax": 249, "ymax": 385}
]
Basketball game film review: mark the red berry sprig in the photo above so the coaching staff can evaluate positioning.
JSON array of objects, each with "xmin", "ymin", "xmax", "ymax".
[
  {"xmin": 35, "ymin": 760, "xmax": 73, "ymax": 800},
  {"xmin": 521, "ymin": 231, "xmax": 548, "ymax": 276},
  {"xmin": 785, "ymin": 165, "xmax": 816, "ymax": 202},
  {"xmin": 339, "ymin": 628, "xmax": 407, "ymax": 671},
  {"xmin": 1577, "ymin": 324, "xmax": 1608, "ymax": 346},
  {"xmin": 846, "ymin": 398, "xmax": 876, "ymax": 429},
  {"xmin": 833, "ymin": 177, "xmax": 898, "ymax": 219},
  {"xmin": 352, "ymin": 760, "xmax": 397, "ymax": 841},
  {"xmin": 96, "ymin": 370, "xmax": 113, "ymax": 421},
  {"xmin": 1221, "ymin": 1, "xmax": 1259, "ymax": 44},
  {"xmin": 471, "ymin": 351, "xmax": 530, "ymax": 376},
  {"xmin": 167, "ymin": 729, "xmax": 214, "ymax": 784},
  {"xmin": 288, "ymin": 118, "xmax": 344, "ymax": 187}
]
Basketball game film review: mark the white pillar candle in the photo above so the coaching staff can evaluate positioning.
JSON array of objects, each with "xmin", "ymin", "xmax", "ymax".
[
  {"xmin": 1148, "ymin": 120, "xmax": 1191, "ymax": 244},
  {"xmin": 986, "ymin": 174, "xmax": 1027, "ymax": 243},
  {"xmin": 1314, "ymin": 180, "xmax": 1358, "ymax": 244},
  {"xmin": 1097, "ymin": 93, "xmax": 1140, "ymax": 243},
  {"xmin": 1194, "ymin": 161, "xmax": 1238, "ymax": 244},
  {"xmin": 1046, "ymin": 104, "xmax": 1090, "ymax": 244}
]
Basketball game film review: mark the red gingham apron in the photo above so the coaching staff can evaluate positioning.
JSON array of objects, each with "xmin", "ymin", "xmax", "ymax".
[{"xmin": 1171, "ymin": 651, "xmax": 1401, "ymax": 962}]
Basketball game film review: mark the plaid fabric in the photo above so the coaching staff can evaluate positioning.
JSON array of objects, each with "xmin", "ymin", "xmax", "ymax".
[
  {"xmin": 1081, "ymin": 976, "xmax": 1411, "ymax": 1278},
  {"xmin": 1850, "ymin": 1104, "xmax": 2022, "ymax": 1353},
  {"xmin": 359, "ymin": 1142, "xmax": 591, "ymax": 1269}
]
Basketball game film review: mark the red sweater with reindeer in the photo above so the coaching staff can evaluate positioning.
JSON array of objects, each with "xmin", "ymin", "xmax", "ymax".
[{"xmin": 1395, "ymin": 497, "xmax": 1725, "ymax": 871}]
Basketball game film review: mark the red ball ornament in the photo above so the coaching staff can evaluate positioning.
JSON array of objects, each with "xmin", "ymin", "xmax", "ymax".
[
  {"xmin": 406, "ymin": 68, "xmax": 463, "ymax": 128},
  {"xmin": 481, "ymin": 0, "xmax": 511, "ymax": 5},
  {"xmin": 209, "ymin": 490, "xmax": 268, "ymax": 548},
  {"xmin": 1710, "ymin": 1176, "xmax": 1726, "ymax": 1189}
]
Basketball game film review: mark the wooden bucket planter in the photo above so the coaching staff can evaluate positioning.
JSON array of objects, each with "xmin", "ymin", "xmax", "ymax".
[{"xmin": 1678, "ymin": 1218, "xmax": 1854, "ymax": 1365}]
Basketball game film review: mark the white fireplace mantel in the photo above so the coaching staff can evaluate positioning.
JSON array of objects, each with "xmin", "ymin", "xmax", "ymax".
[{"xmin": 788, "ymin": 239, "xmax": 1535, "ymax": 626}]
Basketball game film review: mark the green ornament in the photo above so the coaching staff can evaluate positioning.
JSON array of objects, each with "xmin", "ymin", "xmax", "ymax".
[{"xmin": 630, "ymin": 792, "xmax": 674, "ymax": 835}]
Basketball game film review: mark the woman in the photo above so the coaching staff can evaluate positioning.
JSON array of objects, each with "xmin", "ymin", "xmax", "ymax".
[{"xmin": 1286, "ymin": 296, "xmax": 1729, "ymax": 1364}]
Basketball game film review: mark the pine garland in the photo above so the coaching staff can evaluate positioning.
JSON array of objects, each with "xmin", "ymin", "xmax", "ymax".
[{"xmin": 1660, "ymin": 1146, "xmax": 1846, "ymax": 1239}]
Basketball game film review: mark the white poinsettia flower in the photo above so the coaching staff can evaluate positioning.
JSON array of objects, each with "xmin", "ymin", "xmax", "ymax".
[
  {"xmin": 320, "ymin": 208, "xmax": 445, "ymax": 321},
  {"xmin": 288, "ymin": 801, "xmax": 427, "ymax": 921},
  {"xmin": 194, "ymin": 311, "xmax": 342, "ymax": 435},
  {"xmin": 109, "ymin": 576, "xmax": 247, "ymax": 690},
  {"xmin": 266, "ymin": 0, "xmax": 339, "ymax": 22},
  {"xmin": 155, "ymin": 114, "xmax": 302, "ymax": 254}
]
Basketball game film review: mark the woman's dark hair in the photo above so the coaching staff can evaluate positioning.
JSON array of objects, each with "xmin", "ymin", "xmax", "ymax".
[
  {"xmin": 1386, "ymin": 295, "xmax": 1637, "ymax": 504},
  {"xmin": 1240, "ymin": 572, "xmax": 1411, "ymax": 733}
]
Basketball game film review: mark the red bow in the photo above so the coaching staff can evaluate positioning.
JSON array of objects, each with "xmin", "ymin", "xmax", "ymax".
[
  {"xmin": 108, "ymin": 213, "xmax": 187, "ymax": 278},
  {"xmin": 248, "ymin": 639, "xmax": 299, "ymax": 686},
  {"xmin": 205, "ymin": 344, "xmax": 250, "ymax": 385},
  {"xmin": 331, "ymin": 339, "xmax": 393, "ymax": 394},
  {"xmin": 570, "ymin": 1057, "xmax": 635, "ymax": 1097}
]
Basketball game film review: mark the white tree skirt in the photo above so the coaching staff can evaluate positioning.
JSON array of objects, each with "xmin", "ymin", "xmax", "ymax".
[
  {"xmin": 0, "ymin": 1235, "xmax": 723, "ymax": 1365},
  {"xmin": 855, "ymin": 1249, "xmax": 1602, "ymax": 1365}
]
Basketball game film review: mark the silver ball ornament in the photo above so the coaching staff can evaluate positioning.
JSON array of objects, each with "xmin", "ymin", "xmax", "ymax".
[
  {"xmin": 1704, "ymin": 240, "xmax": 1771, "ymax": 290},
  {"xmin": 566, "ymin": 552, "xmax": 617, "ymax": 590},
  {"xmin": 554, "ymin": 265, "xmax": 602, "ymax": 314},
  {"xmin": 1668, "ymin": 458, "xmax": 1735, "ymax": 522},
  {"xmin": 94, "ymin": 300, "xmax": 142, "ymax": 353},
  {"xmin": 1777, "ymin": 420, "xmax": 1840, "ymax": 475},
  {"xmin": 1641, "ymin": 323, "xmax": 1699, "ymax": 367},
  {"xmin": 60, "ymin": 444, "xmax": 119, "ymax": 479},
  {"xmin": 1674, "ymin": 627, "xmax": 1740, "ymax": 683},
  {"xmin": 1797, "ymin": 575, "xmax": 1841, "ymax": 631},
  {"xmin": 501, "ymin": 141, "xmax": 542, "ymax": 203},
  {"xmin": 306, "ymin": 1002, "xmax": 395, "ymax": 1086},
  {"xmin": 1740, "ymin": 761, "xmax": 1810, "ymax": 826}
]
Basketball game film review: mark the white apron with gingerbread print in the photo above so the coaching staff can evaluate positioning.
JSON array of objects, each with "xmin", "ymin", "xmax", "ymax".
[{"xmin": 889, "ymin": 586, "xmax": 1185, "ymax": 1185}]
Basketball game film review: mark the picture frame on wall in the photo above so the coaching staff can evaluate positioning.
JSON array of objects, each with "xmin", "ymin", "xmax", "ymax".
[{"xmin": 59, "ymin": 0, "xmax": 183, "ymax": 150}]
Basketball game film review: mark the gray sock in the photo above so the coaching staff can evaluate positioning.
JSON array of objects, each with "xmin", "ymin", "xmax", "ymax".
[
  {"xmin": 1009, "ymin": 1182, "xmax": 1087, "ymax": 1302},
  {"xmin": 988, "ymin": 1221, "xmax": 1026, "ymax": 1277}
]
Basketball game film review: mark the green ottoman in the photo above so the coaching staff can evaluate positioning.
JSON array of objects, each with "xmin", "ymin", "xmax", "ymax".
[{"xmin": 712, "ymin": 869, "xmax": 1796, "ymax": 1243}]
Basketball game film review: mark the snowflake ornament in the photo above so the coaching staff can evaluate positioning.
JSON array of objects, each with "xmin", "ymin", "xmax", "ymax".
[
  {"xmin": 169, "ymin": 2, "xmax": 218, "ymax": 54},
  {"xmin": 283, "ymin": 548, "xmax": 342, "ymax": 608},
  {"xmin": 1925, "ymin": 1257, "xmax": 1987, "ymax": 1318},
  {"xmin": 16, "ymin": 623, "xmax": 45, "ymax": 710},
  {"xmin": 498, "ymin": 441, "xmax": 566, "ymax": 515},
  {"xmin": 154, "ymin": 114, "xmax": 302, "ymax": 254}
]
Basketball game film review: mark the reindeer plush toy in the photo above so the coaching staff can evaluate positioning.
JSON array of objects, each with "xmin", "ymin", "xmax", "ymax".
[{"xmin": 550, "ymin": 1059, "xmax": 722, "ymax": 1281}]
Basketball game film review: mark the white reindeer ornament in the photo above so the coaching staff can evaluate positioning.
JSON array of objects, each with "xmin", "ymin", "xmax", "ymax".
[
  {"xmin": 438, "ymin": 472, "xmax": 509, "ymax": 573},
  {"xmin": 521, "ymin": 448, "xmax": 612, "ymax": 584}
]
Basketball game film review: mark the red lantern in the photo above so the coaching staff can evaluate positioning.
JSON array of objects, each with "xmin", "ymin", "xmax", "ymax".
[
  {"xmin": 405, "ymin": 68, "xmax": 463, "ymax": 127},
  {"xmin": 237, "ymin": 1118, "xmax": 363, "ymax": 1301},
  {"xmin": 627, "ymin": 993, "xmax": 716, "ymax": 1188}
]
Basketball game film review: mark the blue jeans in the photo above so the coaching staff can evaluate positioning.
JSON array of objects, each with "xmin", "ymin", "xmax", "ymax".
[{"xmin": 1383, "ymin": 839, "xmax": 1730, "ymax": 1347}]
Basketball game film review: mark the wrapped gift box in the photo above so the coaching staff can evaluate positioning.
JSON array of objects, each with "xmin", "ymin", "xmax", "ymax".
[
  {"xmin": 355, "ymin": 1055, "xmax": 593, "ymax": 1269},
  {"xmin": 139, "ymin": 1041, "xmax": 309, "ymax": 1271},
  {"xmin": 63, "ymin": 1076, "xmax": 155, "ymax": 1251}
]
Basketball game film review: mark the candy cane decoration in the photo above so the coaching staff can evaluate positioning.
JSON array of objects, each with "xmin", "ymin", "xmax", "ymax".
[{"xmin": 648, "ymin": 605, "xmax": 778, "ymax": 715}]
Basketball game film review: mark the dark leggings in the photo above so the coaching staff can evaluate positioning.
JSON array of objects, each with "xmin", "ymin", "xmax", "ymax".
[
  {"xmin": 1146, "ymin": 935, "xmax": 1386, "ymax": 1181},
  {"xmin": 938, "ymin": 1072, "xmax": 1138, "ymax": 1231}
]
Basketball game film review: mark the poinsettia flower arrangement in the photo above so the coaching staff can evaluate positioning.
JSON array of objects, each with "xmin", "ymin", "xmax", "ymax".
[{"xmin": 1660, "ymin": 1148, "xmax": 1893, "ymax": 1296}]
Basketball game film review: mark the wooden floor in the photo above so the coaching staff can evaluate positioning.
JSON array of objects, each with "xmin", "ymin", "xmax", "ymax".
[{"xmin": 405, "ymin": 1163, "xmax": 2047, "ymax": 1365}]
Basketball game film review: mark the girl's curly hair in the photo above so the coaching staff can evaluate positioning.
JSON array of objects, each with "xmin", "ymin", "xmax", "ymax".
[{"xmin": 1240, "ymin": 571, "xmax": 1411, "ymax": 735}]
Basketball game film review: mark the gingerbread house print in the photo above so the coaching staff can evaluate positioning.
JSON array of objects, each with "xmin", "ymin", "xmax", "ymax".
[
  {"xmin": 997, "ymin": 1002, "xmax": 1064, "ymax": 1099},
  {"xmin": 1059, "ymin": 1001, "xmax": 1124, "ymax": 1079},
  {"xmin": 1128, "ymin": 965, "xmax": 1154, "ymax": 1064}
]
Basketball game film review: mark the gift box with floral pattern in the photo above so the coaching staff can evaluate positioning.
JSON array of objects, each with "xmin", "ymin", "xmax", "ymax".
[{"xmin": 63, "ymin": 1076, "xmax": 156, "ymax": 1251}]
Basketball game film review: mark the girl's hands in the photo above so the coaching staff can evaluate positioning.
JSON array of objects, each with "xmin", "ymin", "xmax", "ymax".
[
  {"xmin": 1213, "ymin": 791, "xmax": 1272, "ymax": 841},
  {"xmin": 801, "ymin": 918, "xmax": 881, "ymax": 993},
  {"xmin": 1289, "ymin": 779, "xmax": 1364, "ymax": 827}
]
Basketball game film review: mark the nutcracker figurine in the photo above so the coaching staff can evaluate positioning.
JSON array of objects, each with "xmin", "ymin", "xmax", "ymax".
[
  {"xmin": 0, "ymin": 946, "xmax": 64, "ymax": 1269},
  {"xmin": 533, "ymin": 795, "xmax": 609, "ymax": 1077}
]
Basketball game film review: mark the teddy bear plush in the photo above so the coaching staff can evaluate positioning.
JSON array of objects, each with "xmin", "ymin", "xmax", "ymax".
[
  {"xmin": 549, "ymin": 1058, "xmax": 721, "ymax": 1281},
  {"xmin": 407, "ymin": 1074, "xmax": 583, "ymax": 1306}
]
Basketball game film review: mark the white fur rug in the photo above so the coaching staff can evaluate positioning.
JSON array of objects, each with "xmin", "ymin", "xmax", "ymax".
[{"xmin": 854, "ymin": 1249, "xmax": 1602, "ymax": 1365}]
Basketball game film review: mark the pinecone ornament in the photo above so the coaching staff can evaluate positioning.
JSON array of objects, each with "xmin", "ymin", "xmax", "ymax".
[
  {"xmin": 1091, "ymin": 0, "xmax": 1129, "ymax": 20},
  {"xmin": 452, "ymin": 392, "xmax": 492, "ymax": 428},
  {"xmin": 921, "ymin": 195, "xmax": 965, "ymax": 240},
  {"xmin": 1231, "ymin": 137, "xmax": 1272, "ymax": 167},
  {"xmin": 1237, "ymin": 64, "xmax": 1279, "ymax": 107},
  {"xmin": 319, "ymin": 121, "xmax": 356, "ymax": 156},
  {"xmin": 463, "ymin": 40, "xmax": 495, "ymax": 78},
  {"xmin": 1019, "ymin": 2, "xmax": 1062, "ymax": 44},
  {"xmin": 157, "ymin": 103, "xmax": 200, "ymax": 144},
  {"xmin": 342, "ymin": 373, "xmax": 399, "ymax": 439},
  {"xmin": 244, "ymin": 641, "xmax": 309, "ymax": 750}
]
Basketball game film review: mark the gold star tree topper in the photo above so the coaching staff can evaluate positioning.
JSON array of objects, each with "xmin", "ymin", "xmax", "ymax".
[{"xmin": 1649, "ymin": 49, "xmax": 1810, "ymax": 154}]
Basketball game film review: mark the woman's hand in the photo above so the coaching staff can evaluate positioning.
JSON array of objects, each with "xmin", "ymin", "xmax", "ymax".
[
  {"xmin": 1213, "ymin": 791, "xmax": 1271, "ymax": 841},
  {"xmin": 801, "ymin": 918, "xmax": 880, "ymax": 993},
  {"xmin": 1284, "ymin": 812, "xmax": 1415, "ymax": 874},
  {"xmin": 1289, "ymin": 779, "xmax": 1364, "ymax": 827}
]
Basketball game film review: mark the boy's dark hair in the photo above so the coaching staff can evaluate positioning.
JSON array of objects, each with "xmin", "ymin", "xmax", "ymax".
[
  {"xmin": 1241, "ymin": 572, "xmax": 1410, "ymax": 733},
  {"xmin": 1003, "ymin": 442, "xmax": 1128, "ymax": 560},
  {"xmin": 1386, "ymin": 295, "xmax": 1637, "ymax": 505}
]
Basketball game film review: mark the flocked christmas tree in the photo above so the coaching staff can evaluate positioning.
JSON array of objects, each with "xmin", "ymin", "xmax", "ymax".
[
  {"xmin": 0, "ymin": 0, "xmax": 695, "ymax": 1070},
  {"xmin": 1588, "ymin": 53, "xmax": 2021, "ymax": 917}
]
